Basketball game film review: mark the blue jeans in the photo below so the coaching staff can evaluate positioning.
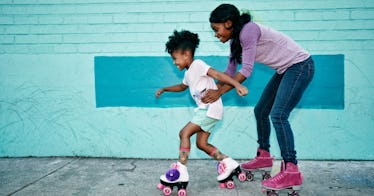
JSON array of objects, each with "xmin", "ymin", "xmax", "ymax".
[{"xmin": 254, "ymin": 57, "xmax": 314, "ymax": 165}]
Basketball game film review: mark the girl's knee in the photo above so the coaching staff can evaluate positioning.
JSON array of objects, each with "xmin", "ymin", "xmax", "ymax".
[{"xmin": 179, "ymin": 129, "xmax": 189, "ymax": 139}]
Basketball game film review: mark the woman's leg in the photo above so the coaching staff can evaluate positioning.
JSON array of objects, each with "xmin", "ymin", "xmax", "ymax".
[
  {"xmin": 179, "ymin": 122, "xmax": 203, "ymax": 164},
  {"xmin": 270, "ymin": 57, "xmax": 315, "ymax": 164},
  {"xmin": 254, "ymin": 73, "xmax": 283, "ymax": 152},
  {"xmin": 241, "ymin": 76, "xmax": 281, "ymax": 173}
]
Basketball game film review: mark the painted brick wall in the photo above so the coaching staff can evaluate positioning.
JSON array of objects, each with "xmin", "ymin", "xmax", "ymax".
[
  {"xmin": 1, "ymin": 1, "xmax": 374, "ymax": 159},
  {"xmin": 1, "ymin": 0, "xmax": 374, "ymax": 55}
]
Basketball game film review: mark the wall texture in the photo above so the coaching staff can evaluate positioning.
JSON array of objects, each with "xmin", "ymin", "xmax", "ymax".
[{"xmin": 0, "ymin": 0, "xmax": 373, "ymax": 160}]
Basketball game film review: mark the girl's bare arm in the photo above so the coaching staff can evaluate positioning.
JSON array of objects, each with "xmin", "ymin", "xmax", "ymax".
[{"xmin": 155, "ymin": 83, "xmax": 188, "ymax": 98}]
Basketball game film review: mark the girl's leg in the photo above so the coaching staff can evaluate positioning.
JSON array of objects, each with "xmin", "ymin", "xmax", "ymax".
[
  {"xmin": 270, "ymin": 57, "xmax": 314, "ymax": 165},
  {"xmin": 196, "ymin": 131, "xmax": 227, "ymax": 160},
  {"xmin": 254, "ymin": 73, "xmax": 283, "ymax": 152},
  {"xmin": 179, "ymin": 122, "xmax": 203, "ymax": 164},
  {"xmin": 196, "ymin": 131, "xmax": 243, "ymax": 183}
]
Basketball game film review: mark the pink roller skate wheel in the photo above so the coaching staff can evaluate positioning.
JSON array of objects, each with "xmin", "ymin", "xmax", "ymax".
[
  {"xmin": 177, "ymin": 189, "xmax": 187, "ymax": 196},
  {"xmin": 219, "ymin": 182, "xmax": 226, "ymax": 188},
  {"xmin": 157, "ymin": 183, "xmax": 164, "ymax": 190},
  {"xmin": 226, "ymin": 180, "xmax": 235, "ymax": 189},
  {"xmin": 163, "ymin": 187, "xmax": 172, "ymax": 196},
  {"xmin": 238, "ymin": 172, "xmax": 247, "ymax": 182}
]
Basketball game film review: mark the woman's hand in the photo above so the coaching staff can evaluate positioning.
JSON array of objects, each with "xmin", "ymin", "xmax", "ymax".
[
  {"xmin": 236, "ymin": 85, "xmax": 248, "ymax": 96},
  {"xmin": 201, "ymin": 89, "xmax": 222, "ymax": 103}
]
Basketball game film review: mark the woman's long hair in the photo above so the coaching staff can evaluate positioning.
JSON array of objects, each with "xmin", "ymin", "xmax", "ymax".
[{"xmin": 209, "ymin": 4, "xmax": 251, "ymax": 64}]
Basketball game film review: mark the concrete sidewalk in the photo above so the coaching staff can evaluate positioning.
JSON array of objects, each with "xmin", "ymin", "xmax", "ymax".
[{"xmin": 0, "ymin": 158, "xmax": 373, "ymax": 196}]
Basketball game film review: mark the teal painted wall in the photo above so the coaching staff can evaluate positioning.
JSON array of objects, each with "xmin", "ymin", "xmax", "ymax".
[
  {"xmin": 94, "ymin": 55, "xmax": 344, "ymax": 109},
  {"xmin": 1, "ymin": 0, "xmax": 373, "ymax": 160}
]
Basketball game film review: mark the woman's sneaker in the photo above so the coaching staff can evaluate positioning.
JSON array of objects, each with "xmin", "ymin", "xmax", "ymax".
[
  {"xmin": 240, "ymin": 148, "xmax": 274, "ymax": 181},
  {"xmin": 262, "ymin": 162, "xmax": 303, "ymax": 195}
]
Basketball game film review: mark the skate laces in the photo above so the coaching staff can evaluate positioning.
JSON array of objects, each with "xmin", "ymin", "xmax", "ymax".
[
  {"xmin": 217, "ymin": 161, "xmax": 227, "ymax": 175},
  {"xmin": 243, "ymin": 156, "xmax": 260, "ymax": 166},
  {"xmin": 170, "ymin": 162, "xmax": 179, "ymax": 169},
  {"xmin": 268, "ymin": 172, "xmax": 285, "ymax": 183}
]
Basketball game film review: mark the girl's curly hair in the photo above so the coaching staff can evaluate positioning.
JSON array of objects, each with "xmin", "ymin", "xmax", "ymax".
[{"xmin": 165, "ymin": 30, "xmax": 200, "ymax": 56}]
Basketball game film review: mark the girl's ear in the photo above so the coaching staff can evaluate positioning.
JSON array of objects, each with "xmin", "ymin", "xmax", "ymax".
[
  {"xmin": 183, "ymin": 50, "xmax": 192, "ymax": 58},
  {"xmin": 224, "ymin": 20, "xmax": 233, "ymax": 29}
]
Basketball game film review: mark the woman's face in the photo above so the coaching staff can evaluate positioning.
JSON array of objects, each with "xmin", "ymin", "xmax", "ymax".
[{"xmin": 210, "ymin": 20, "xmax": 233, "ymax": 43}]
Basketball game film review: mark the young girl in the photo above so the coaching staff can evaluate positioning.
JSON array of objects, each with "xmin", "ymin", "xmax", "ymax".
[
  {"xmin": 155, "ymin": 30, "xmax": 248, "ymax": 195},
  {"xmin": 203, "ymin": 3, "xmax": 315, "ymax": 194}
]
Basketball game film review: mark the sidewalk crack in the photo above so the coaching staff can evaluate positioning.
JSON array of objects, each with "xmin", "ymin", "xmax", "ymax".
[
  {"xmin": 117, "ymin": 159, "xmax": 136, "ymax": 172},
  {"xmin": 7, "ymin": 158, "xmax": 79, "ymax": 196}
]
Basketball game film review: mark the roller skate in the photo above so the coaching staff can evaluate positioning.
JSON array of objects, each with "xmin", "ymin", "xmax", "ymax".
[
  {"xmin": 240, "ymin": 148, "xmax": 274, "ymax": 181},
  {"xmin": 157, "ymin": 162, "xmax": 189, "ymax": 196},
  {"xmin": 216, "ymin": 157, "xmax": 247, "ymax": 189},
  {"xmin": 261, "ymin": 161, "xmax": 303, "ymax": 196}
]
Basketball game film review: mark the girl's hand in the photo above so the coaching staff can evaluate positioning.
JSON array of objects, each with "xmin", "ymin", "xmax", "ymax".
[
  {"xmin": 236, "ymin": 85, "xmax": 248, "ymax": 96},
  {"xmin": 201, "ymin": 89, "xmax": 221, "ymax": 103},
  {"xmin": 155, "ymin": 89, "xmax": 164, "ymax": 98}
]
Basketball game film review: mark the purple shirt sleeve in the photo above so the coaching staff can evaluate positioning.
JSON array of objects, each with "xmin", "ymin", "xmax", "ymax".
[
  {"xmin": 224, "ymin": 51, "xmax": 237, "ymax": 77},
  {"xmin": 225, "ymin": 22, "xmax": 261, "ymax": 78}
]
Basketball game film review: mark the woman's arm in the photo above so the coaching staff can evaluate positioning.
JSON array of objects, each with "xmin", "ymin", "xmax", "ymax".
[
  {"xmin": 202, "ymin": 23, "xmax": 260, "ymax": 103},
  {"xmin": 207, "ymin": 68, "xmax": 248, "ymax": 96},
  {"xmin": 202, "ymin": 72, "xmax": 247, "ymax": 103},
  {"xmin": 155, "ymin": 83, "xmax": 188, "ymax": 98}
]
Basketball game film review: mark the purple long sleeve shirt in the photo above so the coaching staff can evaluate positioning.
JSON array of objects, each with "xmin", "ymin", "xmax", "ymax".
[{"xmin": 225, "ymin": 22, "xmax": 310, "ymax": 78}]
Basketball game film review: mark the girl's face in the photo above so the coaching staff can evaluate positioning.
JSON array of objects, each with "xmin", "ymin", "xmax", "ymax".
[
  {"xmin": 210, "ymin": 20, "xmax": 233, "ymax": 43},
  {"xmin": 171, "ymin": 50, "xmax": 193, "ymax": 71}
]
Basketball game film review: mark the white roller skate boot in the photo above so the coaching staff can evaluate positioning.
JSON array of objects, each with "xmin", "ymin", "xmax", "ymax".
[
  {"xmin": 157, "ymin": 162, "xmax": 189, "ymax": 196},
  {"xmin": 217, "ymin": 157, "xmax": 246, "ymax": 189}
]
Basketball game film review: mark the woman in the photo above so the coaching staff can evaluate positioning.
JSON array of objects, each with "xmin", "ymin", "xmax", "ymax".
[{"xmin": 203, "ymin": 3, "xmax": 314, "ymax": 192}]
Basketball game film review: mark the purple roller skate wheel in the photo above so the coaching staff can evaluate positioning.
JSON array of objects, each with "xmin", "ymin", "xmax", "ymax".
[{"xmin": 166, "ymin": 169, "xmax": 180, "ymax": 181}]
